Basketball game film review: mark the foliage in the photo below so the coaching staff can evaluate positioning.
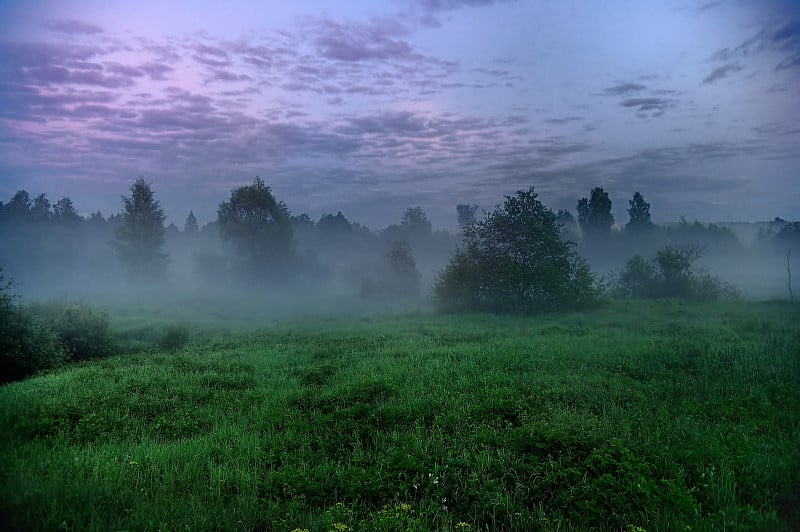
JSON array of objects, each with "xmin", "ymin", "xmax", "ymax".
[
  {"xmin": 556, "ymin": 208, "xmax": 579, "ymax": 243},
  {"xmin": 25, "ymin": 301, "xmax": 114, "ymax": 362},
  {"xmin": 217, "ymin": 177, "xmax": 294, "ymax": 276},
  {"xmin": 616, "ymin": 245, "xmax": 738, "ymax": 299},
  {"xmin": 113, "ymin": 177, "xmax": 167, "ymax": 277},
  {"xmin": 183, "ymin": 211, "xmax": 199, "ymax": 234},
  {"xmin": 361, "ymin": 240, "xmax": 421, "ymax": 298},
  {"xmin": 456, "ymin": 204, "xmax": 478, "ymax": 232},
  {"xmin": 577, "ymin": 186, "xmax": 614, "ymax": 240},
  {"xmin": 625, "ymin": 192, "xmax": 654, "ymax": 235},
  {"xmin": 434, "ymin": 187, "xmax": 598, "ymax": 314},
  {"xmin": 0, "ymin": 270, "xmax": 66, "ymax": 383}
]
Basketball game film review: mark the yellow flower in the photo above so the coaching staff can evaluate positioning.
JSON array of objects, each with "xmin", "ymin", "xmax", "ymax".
[
  {"xmin": 456, "ymin": 523, "xmax": 471, "ymax": 529},
  {"xmin": 331, "ymin": 523, "xmax": 349, "ymax": 531}
]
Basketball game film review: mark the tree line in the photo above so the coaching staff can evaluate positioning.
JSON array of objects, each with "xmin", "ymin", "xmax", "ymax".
[{"xmin": 1, "ymin": 178, "xmax": 797, "ymax": 311}]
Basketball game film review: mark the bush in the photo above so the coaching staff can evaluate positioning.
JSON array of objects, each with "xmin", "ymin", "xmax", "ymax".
[
  {"xmin": 616, "ymin": 245, "xmax": 737, "ymax": 300},
  {"xmin": 160, "ymin": 324, "xmax": 191, "ymax": 351},
  {"xmin": 0, "ymin": 271, "xmax": 66, "ymax": 383},
  {"xmin": 25, "ymin": 301, "xmax": 114, "ymax": 362},
  {"xmin": 434, "ymin": 187, "xmax": 598, "ymax": 314}
]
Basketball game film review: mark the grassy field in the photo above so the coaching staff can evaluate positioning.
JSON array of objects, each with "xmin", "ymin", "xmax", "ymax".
[{"xmin": 1, "ymin": 300, "xmax": 798, "ymax": 531}]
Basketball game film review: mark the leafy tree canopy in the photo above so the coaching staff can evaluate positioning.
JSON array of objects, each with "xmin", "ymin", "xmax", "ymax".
[
  {"xmin": 113, "ymin": 177, "xmax": 167, "ymax": 278},
  {"xmin": 434, "ymin": 187, "xmax": 598, "ymax": 314}
]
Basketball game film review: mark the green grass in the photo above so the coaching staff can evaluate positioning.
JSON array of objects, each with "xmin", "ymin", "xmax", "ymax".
[{"xmin": 1, "ymin": 300, "xmax": 798, "ymax": 531}]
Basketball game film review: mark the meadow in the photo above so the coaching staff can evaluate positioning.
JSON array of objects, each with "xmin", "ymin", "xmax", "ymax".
[{"xmin": 0, "ymin": 300, "xmax": 798, "ymax": 531}]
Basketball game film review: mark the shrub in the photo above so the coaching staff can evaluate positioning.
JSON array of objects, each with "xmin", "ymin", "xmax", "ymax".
[
  {"xmin": 616, "ymin": 245, "xmax": 737, "ymax": 299},
  {"xmin": 160, "ymin": 324, "xmax": 191, "ymax": 351},
  {"xmin": 0, "ymin": 271, "xmax": 66, "ymax": 383},
  {"xmin": 434, "ymin": 187, "xmax": 598, "ymax": 314},
  {"xmin": 25, "ymin": 301, "xmax": 114, "ymax": 362}
]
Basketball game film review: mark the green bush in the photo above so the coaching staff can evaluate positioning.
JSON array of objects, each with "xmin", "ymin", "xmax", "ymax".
[
  {"xmin": 25, "ymin": 301, "xmax": 114, "ymax": 362},
  {"xmin": 0, "ymin": 271, "xmax": 66, "ymax": 383},
  {"xmin": 616, "ymin": 245, "xmax": 737, "ymax": 300}
]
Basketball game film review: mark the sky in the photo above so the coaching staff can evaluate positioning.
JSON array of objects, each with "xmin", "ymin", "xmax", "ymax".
[{"xmin": 0, "ymin": 0, "xmax": 798, "ymax": 230}]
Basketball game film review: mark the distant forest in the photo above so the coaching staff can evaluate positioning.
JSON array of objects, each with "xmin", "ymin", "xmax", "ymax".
[{"xmin": 0, "ymin": 177, "xmax": 797, "ymax": 303}]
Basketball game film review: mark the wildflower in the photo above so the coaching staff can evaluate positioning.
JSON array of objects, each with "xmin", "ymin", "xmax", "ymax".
[
  {"xmin": 331, "ymin": 523, "xmax": 349, "ymax": 531},
  {"xmin": 456, "ymin": 523, "xmax": 471, "ymax": 530}
]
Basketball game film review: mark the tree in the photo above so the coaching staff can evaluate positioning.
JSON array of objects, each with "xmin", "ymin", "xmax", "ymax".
[
  {"xmin": 457, "ymin": 204, "xmax": 479, "ymax": 232},
  {"xmin": 113, "ymin": 177, "xmax": 167, "ymax": 277},
  {"xmin": 184, "ymin": 211, "xmax": 199, "ymax": 234},
  {"xmin": 4, "ymin": 190, "xmax": 31, "ymax": 221},
  {"xmin": 400, "ymin": 206, "xmax": 432, "ymax": 237},
  {"xmin": 385, "ymin": 240, "xmax": 421, "ymax": 296},
  {"xmin": 31, "ymin": 194, "xmax": 52, "ymax": 222},
  {"xmin": 625, "ymin": 192, "xmax": 654, "ymax": 235},
  {"xmin": 577, "ymin": 187, "xmax": 614, "ymax": 239},
  {"xmin": 217, "ymin": 176, "xmax": 294, "ymax": 275},
  {"xmin": 434, "ymin": 187, "xmax": 597, "ymax": 314},
  {"xmin": 53, "ymin": 197, "xmax": 82, "ymax": 226},
  {"xmin": 556, "ymin": 209, "xmax": 579, "ymax": 243}
]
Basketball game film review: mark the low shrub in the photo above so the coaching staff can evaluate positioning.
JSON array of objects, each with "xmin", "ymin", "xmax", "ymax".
[
  {"xmin": 25, "ymin": 301, "xmax": 114, "ymax": 361},
  {"xmin": 615, "ymin": 245, "xmax": 737, "ymax": 300}
]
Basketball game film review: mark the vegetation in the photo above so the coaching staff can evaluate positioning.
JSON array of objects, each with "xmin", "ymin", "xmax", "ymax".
[
  {"xmin": 113, "ymin": 177, "xmax": 168, "ymax": 278},
  {"xmin": 616, "ymin": 245, "xmax": 738, "ymax": 300},
  {"xmin": 434, "ymin": 187, "xmax": 597, "ymax": 314},
  {"xmin": 0, "ymin": 300, "xmax": 797, "ymax": 530},
  {"xmin": 217, "ymin": 177, "xmax": 295, "ymax": 277},
  {"xmin": 577, "ymin": 186, "xmax": 614, "ymax": 241},
  {"xmin": 625, "ymin": 192, "xmax": 655, "ymax": 236}
]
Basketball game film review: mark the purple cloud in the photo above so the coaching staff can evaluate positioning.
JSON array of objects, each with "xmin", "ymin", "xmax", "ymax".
[{"xmin": 46, "ymin": 19, "xmax": 105, "ymax": 35}]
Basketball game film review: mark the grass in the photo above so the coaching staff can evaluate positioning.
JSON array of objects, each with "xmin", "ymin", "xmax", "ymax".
[{"xmin": 0, "ymin": 300, "xmax": 798, "ymax": 530}]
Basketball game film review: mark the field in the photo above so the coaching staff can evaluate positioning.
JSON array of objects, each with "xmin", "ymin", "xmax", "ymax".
[{"xmin": 1, "ymin": 300, "xmax": 798, "ymax": 531}]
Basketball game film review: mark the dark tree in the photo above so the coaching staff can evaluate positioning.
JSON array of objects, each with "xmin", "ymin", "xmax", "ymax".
[
  {"xmin": 317, "ymin": 211, "xmax": 351, "ymax": 235},
  {"xmin": 625, "ymin": 192, "xmax": 654, "ymax": 235},
  {"xmin": 113, "ymin": 177, "xmax": 167, "ymax": 277},
  {"xmin": 556, "ymin": 209, "xmax": 579, "ymax": 243},
  {"xmin": 385, "ymin": 240, "xmax": 421, "ymax": 296},
  {"xmin": 184, "ymin": 211, "xmax": 199, "ymax": 234},
  {"xmin": 4, "ymin": 190, "xmax": 32, "ymax": 221},
  {"xmin": 457, "ymin": 204, "xmax": 479, "ymax": 231},
  {"xmin": 53, "ymin": 197, "xmax": 82, "ymax": 226},
  {"xmin": 217, "ymin": 177, "xmax": 294, "ymax": 275},
  {"xmin": 577, "ymin": 187, "xmax": 614, "ymax": 239},
  {"xmin": 434, "ymin": 187, "xmax": 597, "ymax": 314},
  {"xmin": 400, "ymin": 206, "xmax": 432, "ymax": 237},
  {"xmin": 31, "ymin": 194, "xmax": 52, "ymax": 222}
]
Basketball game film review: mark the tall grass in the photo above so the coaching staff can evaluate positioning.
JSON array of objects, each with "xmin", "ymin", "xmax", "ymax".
[{"xmin": 1, "ymin": 300, "xmax": 798, "ymax": 530}]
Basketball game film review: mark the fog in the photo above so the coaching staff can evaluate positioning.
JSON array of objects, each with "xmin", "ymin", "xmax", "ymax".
[{"xmin": 1, "ymin": 187, "xmax": 796, "ymax": 330}]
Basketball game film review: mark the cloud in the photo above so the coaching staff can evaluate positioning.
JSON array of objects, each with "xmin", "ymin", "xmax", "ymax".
[
  {"xmin": 312, "ymin": 17, "xmax": 416, "ymax": 62},
  {"xmin": 603, "ymin": 83, "xmax": 647, "ymax": 95},
  {"xmin": 619, "ymin": 97, "xmax": 677, "ymax": 116},
  {"xmin": 47, "ymin": 19, "xmax": 104, "ymax": 35},
  {"xmin": 418, "ymin": 0, "xmax": 517, "ymax": 11},
  {"xmin": 709, "ymin": 19, "xmax": 800, "ymax": 72},
  {"xmin": 138, "ymin": 62, "xmax": 174, "ymax": 81},
  {"xmin": 702, "ymin": 62, "xmax": 744, "ymax": 84}
]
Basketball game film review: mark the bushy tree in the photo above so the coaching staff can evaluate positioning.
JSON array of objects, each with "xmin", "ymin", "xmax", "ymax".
[
  {"xmin": 400, "ymin": 206, "xmax": 432, "ymax": 237},
  {"xmin": 625, "ymin": 192, "xmax": 654, "ymax": 235},
  {"xmin": 434, "ymin": 187, "xmax": 597, "ymax": 314},
  {"xmin": 113, "ymin": 177, "xmax": 167, "ymax": 277},
  {"xmin": 616, "ymin": 245, "xmax": 737, "ymax": 299},
  {"xmin": 217, "ymin": 177, "xmax": 294, "ymax": 275},
  {"xmin": 577, "ymin": 187, "xmax": 614, "ymax": 240}
]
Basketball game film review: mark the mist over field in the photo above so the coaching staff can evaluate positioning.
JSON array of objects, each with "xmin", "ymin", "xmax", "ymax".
[{"xmin": 1, "ymin": 0, "xmax": 799, "ymax": 530}]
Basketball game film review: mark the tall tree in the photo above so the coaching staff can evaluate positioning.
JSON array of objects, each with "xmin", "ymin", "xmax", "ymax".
[
  {"xmin": 184, "ymin": 210, "xmax": 199, "ymax": 234},
  {"xmin": 457, "ymin": 204, "xmax": 479, "ymax": 232},
  {"xmin": 577, "ymin": 186, "xmax": 614, "ymax": 239},
  {"xmin": 217, "ymin": 177, "xmax": 294, "ymax": 275},
  {"xmin": 113, "ymin": 177, "xmax": 167, "ymax": 277},
  {"xmin": 625, "ymin": 192, "xmax": 654, "ymax": 235}
]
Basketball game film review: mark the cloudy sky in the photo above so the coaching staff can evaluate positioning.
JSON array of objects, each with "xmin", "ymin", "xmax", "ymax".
[{"xmin": 0, "ymin": 0, "xmax": 798, "ymax": 229}]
